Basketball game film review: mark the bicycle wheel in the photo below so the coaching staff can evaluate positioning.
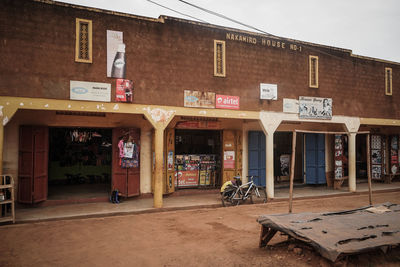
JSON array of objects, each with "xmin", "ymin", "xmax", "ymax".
[{"xmin": 255, "ymin": 186, "xmax": 268, "ymax": 203}]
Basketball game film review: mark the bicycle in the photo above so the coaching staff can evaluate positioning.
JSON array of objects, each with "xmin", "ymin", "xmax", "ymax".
[{"xmin": 221, "ymin": 175, "xmax": 267, "ymax": 207}]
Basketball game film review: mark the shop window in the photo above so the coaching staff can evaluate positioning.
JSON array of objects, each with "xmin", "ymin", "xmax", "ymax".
[
  {"xmin": 214, "ymin": 40, "xmax": 226, "ymax": 77},
  {"xmin": 385, "ymin": 67, "xmax": 393, "ymax": 96},
  {"xmin": 309, "ymin": 55, "xmax": 319, "ymax": 88},
  {"xmin": 75, "ymin": 18, "xmax": 92, "ymax": 63}
]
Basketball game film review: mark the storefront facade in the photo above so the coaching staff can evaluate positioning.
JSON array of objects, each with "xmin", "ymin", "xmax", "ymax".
[{"xmin": 0, "ymin": 0, "xmax": 399, "ymax": 209}]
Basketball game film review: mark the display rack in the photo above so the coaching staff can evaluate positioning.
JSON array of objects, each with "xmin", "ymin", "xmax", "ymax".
[
  {"xmin": 370, "ymin": 134, "xmax": 384, "ymax": 181},
  {"xmin": 334, "ymin": 135, "xmax": 348, "ymax": 189},
  {"xmin": 0, "ymin": 174, "xmax": 15, "ymax": 224}
]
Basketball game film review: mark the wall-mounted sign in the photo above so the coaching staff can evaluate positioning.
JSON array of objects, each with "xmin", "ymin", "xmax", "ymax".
[
  {"xmin": 216, "ymin": 94, "xmax": 240, "ymax": 109},
  {"xmin": 283, "ymin": 98, "xmax": 299, "ymax": 113},
  {"xmin": 116, "ymin": 79, "xmax": 133, "ymax": 103},
  {"xmin": 224, "ymin": 151, "xmax": 235, "ymax": 169},
  {"xmin": 175, "ymin": 170, "xmax": 199, "ymax": 187},
  {"xmin": 260, "ymin": 83, "xmax": 277, "ymax": 100},
  {"xmin": 184, "ymin": 90, "xmax": 215, "ymax": 108},
  {"xmin": 107, "ymin": 30, "xmax": 125, "ymax": 78},
  {"xmin": 299, "ymin": 96, "xmax": 332, "ymax": 119},
  {"xmin": 175, "ymin": 121, "xmax": 221, "ymax": 129},
  {"xmin": 70, "ymin": 81, "xmax": 111, "ymax": 102}
]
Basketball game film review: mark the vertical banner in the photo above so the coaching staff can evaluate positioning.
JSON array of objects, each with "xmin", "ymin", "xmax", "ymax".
[
  {"xmin": 116, "ymin": 79, "xmax": 133, "ymax": 103},
  {"xmin": 107, "ymin": 30, "xmax": 125, "ymax": 78}
]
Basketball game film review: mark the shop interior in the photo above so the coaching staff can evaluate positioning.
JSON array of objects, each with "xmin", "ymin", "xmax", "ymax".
[
  {"xmin": 274, "ymin": 132, "xmax": 304, "ymax": 185},
  {"xmin": 48, "ymin": 128, "xmax": 112, "ymax": 200},
  {"xmin": 356, "ymin": 135, "xmax": 368, "ymax": 179},
  {"xmin": 174, "ymin": 129, "xmax": 221, "ymax": 189}
]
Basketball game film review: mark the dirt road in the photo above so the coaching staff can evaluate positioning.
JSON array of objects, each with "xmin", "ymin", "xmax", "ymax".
[{"xmin": 1, "ymin": 192, "xmax": 400, "ymax": 267}]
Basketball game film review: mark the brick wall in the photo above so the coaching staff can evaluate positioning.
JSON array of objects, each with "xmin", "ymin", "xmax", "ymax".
[{"xmin": 0, "ymin": 0, "xmax": 398, "ymax": 119}]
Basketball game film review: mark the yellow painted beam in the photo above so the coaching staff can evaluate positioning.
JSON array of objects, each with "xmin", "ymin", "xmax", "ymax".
[{"xmin": 360, "ymin": 118, "xmax": 400, "ymax": 126}]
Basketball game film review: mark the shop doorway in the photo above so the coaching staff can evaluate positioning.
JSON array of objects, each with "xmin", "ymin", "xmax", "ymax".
[
  {"xmin": 356, "ymin": 135, "xmax": 367, "ymax": 179},
  {"xmin": 174, "ymin": 129, "xmax": 221, "ymax": 189},
  {"xmin": 48, "ymin": 128, "xmax": 112, "ymax": 200},
  {"xmin": 305, "ymin": 133, "xmax": 326, "ymax": 184}
]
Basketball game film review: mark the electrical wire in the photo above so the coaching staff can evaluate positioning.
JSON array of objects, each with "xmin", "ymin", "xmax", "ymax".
[
  {"xmin": 177, "ymin": 0, "xmax": 276, "ymax": 37},
  {"xmin": 146, "ymin": 0, "xmax": 208, "ymax": 23}
]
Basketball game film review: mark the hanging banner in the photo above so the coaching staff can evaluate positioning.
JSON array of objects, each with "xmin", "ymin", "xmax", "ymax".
[
  {"xmin": 216, "ymin": 94, "xmax": 240, "ymax": 110},
  {"xmin": 116, "ymin": 79, "xmax": 133, "ymax": 103},
  {"xmin": 184, "ymin": 90, "xmax": 215, "ymax": 108},
  {"xmin": 70, "ymin": 81, "xmax": 111, "ymax": 102},
  {"xmin": 299, "ymin": 96, "xmax": 332, "ymax": 119},
  {"xmin": 107, "ymin": 30, "xmax": 124, "ymax": 78}
]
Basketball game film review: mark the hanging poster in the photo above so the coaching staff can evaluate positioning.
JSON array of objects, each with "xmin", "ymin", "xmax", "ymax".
[
  {"xmin": 116, "ymin": 79, "xmax": 133, "ymax": 103},
  {"xmin": 280, "ymin": 154, "xmax": 290, "ymax": 176},
  {"xmin": 372, "ymin": 165, "xmax": 382, "ymax": 179},
  {"xmin": 107, "ymin": 30, "xmax": 124, "ymax": 78},
  {"xmin": 184, "ymin": 90, "xmax": 215, "ymax": 108},
  {"xmin": 224, "ymin": 151, "xmax": 235, "ymax": 169},
  {"xmin": 167, "ymin": 151, "xmax": 174, "ymax": 171},
  {"xmin": 299, "ymin": 96, "xmax": 332, "ymax": 119},
  {"xmin": 371, "ymin": 149, "xmax": 382, "ymax": 164}
]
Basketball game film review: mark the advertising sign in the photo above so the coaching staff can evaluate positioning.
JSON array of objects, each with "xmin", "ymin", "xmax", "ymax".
[
  {"xmin": 299, "ymin": 96, "xmax": 332, "ymax": 119},
  {"xmin": 175, "ymin": 170, "xmax": 199, "ymax": 187},
  {"xmin": 70, "ymin": 81, "xmax": 111, "ymax": 102},
  {"xmin": 116, "ymin": 79, "xmax": 133, "ymax": 103},
  {"xmin": 224, "ymin": 151, "xmax": 235, "ymax": 169},
  {"xmin": 260, "ymin": 83, "xmax": 277, "ymax": 100},
  {"xmin": 283, "ymin": 98, "xmax": 299, "ymax": 113},
  {"xmin": 175, "ymin": 121, "xmax": 221, "ymax": 129},
  {"xmin": 184, "ymin": 90, "xmax": 215, "ymax": 108},
  {"xmin": 216, "ymin": 94, "xmax": 240, "ymax": 110},
  {"xmin": 107, "ymin": 30, "xmax": 124, "ymax": 78}
]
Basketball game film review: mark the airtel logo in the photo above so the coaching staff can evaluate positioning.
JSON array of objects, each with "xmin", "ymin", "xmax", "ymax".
[{"xmin": 216, "ymin": 97, "xmax": 223, "ymax": 103}]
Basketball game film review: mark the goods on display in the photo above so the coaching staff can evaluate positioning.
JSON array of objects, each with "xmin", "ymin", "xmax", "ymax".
[{"xmin": 174, "ymin": 154, "xmax": 217, "ymax": 188}]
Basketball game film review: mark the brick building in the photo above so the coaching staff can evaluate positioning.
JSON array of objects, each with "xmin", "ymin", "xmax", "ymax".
[{"xmin": 0, "ymin": 0, "xmax": 399, "ymax": 208}]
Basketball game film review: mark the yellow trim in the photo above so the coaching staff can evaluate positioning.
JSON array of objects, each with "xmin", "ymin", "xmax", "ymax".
[
  {"xmin": 309, "ymin": 55, "xmax": 319, "ymax": 88},
  {"xmin": 385, "ymin": 67, "xmax": 393, "ymax": 96},
  {"xmin": 75, "ymin": 18, "xmax": 93, "ymax": 63},
  {"xmin": 214, "ymin": 40, "xmax": 226, "ymax": 77},
  {"xmin": 360, "ymin": 117, "xmax": 400, "ymax": 126}
]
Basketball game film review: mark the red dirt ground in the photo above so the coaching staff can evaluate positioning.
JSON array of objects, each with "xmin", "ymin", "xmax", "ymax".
[{"xmin": 1, "ymin": 191, "xmax": 400, "ymax": 267}]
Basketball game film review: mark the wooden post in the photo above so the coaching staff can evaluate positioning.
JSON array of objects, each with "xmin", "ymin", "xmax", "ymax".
[
  {"xmin": 289, "ymin": 131, "xmax": 297, "ymax": 213},
  {"xmin": 367, "ymin": 133, "xmax": 372, "ymax": 205}
]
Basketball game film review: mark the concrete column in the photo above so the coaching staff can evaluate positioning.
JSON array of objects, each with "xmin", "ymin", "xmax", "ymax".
[
  {"xmin": 348, "ymin": 132, "xmax": 357, "ymax": 192},
  {"xmin": 266, "ymin": 132, "xmax": 274, "ymax": 198},
  {"xmin": 259, "ymin": 112, "xmax": 282, "ymax": 199},
  {"xmin": 153, "ymin": 128, "xmax": 164, "ymax": 208},
  {"xmin": 241, "ymin": 125, "xmax": 249, "ymax": 184},
  {"xmin": 140, "ymin": 127, "xmax": 152, "ymax": 194}
]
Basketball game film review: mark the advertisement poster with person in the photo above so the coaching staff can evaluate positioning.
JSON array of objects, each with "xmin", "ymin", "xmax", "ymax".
[
  {"xmin": 107, "ymin": 30, "xmax": 126, "ymax": 78},
  {"xmin": 116, "ymin": 79, "xmax": 133, "ymax": 102}
]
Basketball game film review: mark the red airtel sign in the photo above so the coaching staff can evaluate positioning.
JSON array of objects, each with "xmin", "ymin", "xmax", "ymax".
[{"xmin": 215, "ymin": 94, "xmax": 240, "ymax": 110}]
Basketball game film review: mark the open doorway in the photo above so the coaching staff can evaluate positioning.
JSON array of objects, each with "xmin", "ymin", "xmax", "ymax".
[{"xmin": 48, "ymin": 128, "xmax": 112, "ymax": 200}]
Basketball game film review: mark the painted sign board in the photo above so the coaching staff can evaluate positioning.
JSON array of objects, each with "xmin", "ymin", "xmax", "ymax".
[
  {"xmin": 260, "ymin": 83, "xmax": 277, "ymax": 100},
  {"xmin": 299, "ymin": 96, "xmax": 332, "ymax": 119},
  {"xmin": 283, "ymin": 98, "xmax": 299, "ymax": 113},
  {"xmin": 216, "ymin": 94, "xmax": 240, "ymax": 109},
  {"xmin": 175, "ymin": 170, "xmax": 199, "ymax": 187},
  {"xmin": 224, "ymin": 150, "xmax": 235, "ymax": 169},
  {"xmin": 116, "ymin": 79, "xmax": 133, "ymax": 103},
  {"xmin": 184, "ymin": 90, "xmax": 215, "ymax": 108},
  {"xmin": 70, "ymin": 81, "xmax": 111, "ymax": 102}
]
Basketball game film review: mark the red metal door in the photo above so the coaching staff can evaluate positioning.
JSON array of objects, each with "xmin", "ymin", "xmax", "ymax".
[
  {"xmin": 112, "ymin": 128, "xmax": 140, "ymax": 197},
  {"xmin": 18, "ymin": 126, "xmax": 48, "ymax": 203}
]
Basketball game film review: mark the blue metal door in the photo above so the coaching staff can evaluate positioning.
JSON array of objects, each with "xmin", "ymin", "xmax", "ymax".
[
  {"xmin": 248, "ymin": 131, "xmax": 266, "ymax": 186},
  {"xmin": 305, "ymin": 133, "xmax": 326, "ymax": 184}
]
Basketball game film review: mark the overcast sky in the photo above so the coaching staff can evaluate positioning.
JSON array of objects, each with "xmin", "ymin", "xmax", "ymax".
[{"xmin": 58, "ymin": 0, "xmax": 400, "ymax": 63}]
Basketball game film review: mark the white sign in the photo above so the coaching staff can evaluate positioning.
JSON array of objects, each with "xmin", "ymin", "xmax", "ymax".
[
  {"xmin": 299, "ymin": 96, "xmax": 332, "ymax": 119},
  {"xmin": 70, "ymin": 81, "xmax": 111, "ymax": 102},
  {"xmin": 283, "ymin": 98, "xmax": 299, "ymax": 114},
  {"xmin": 260, "ymin": 83, "xmax": 277, "ymax": 100}
]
